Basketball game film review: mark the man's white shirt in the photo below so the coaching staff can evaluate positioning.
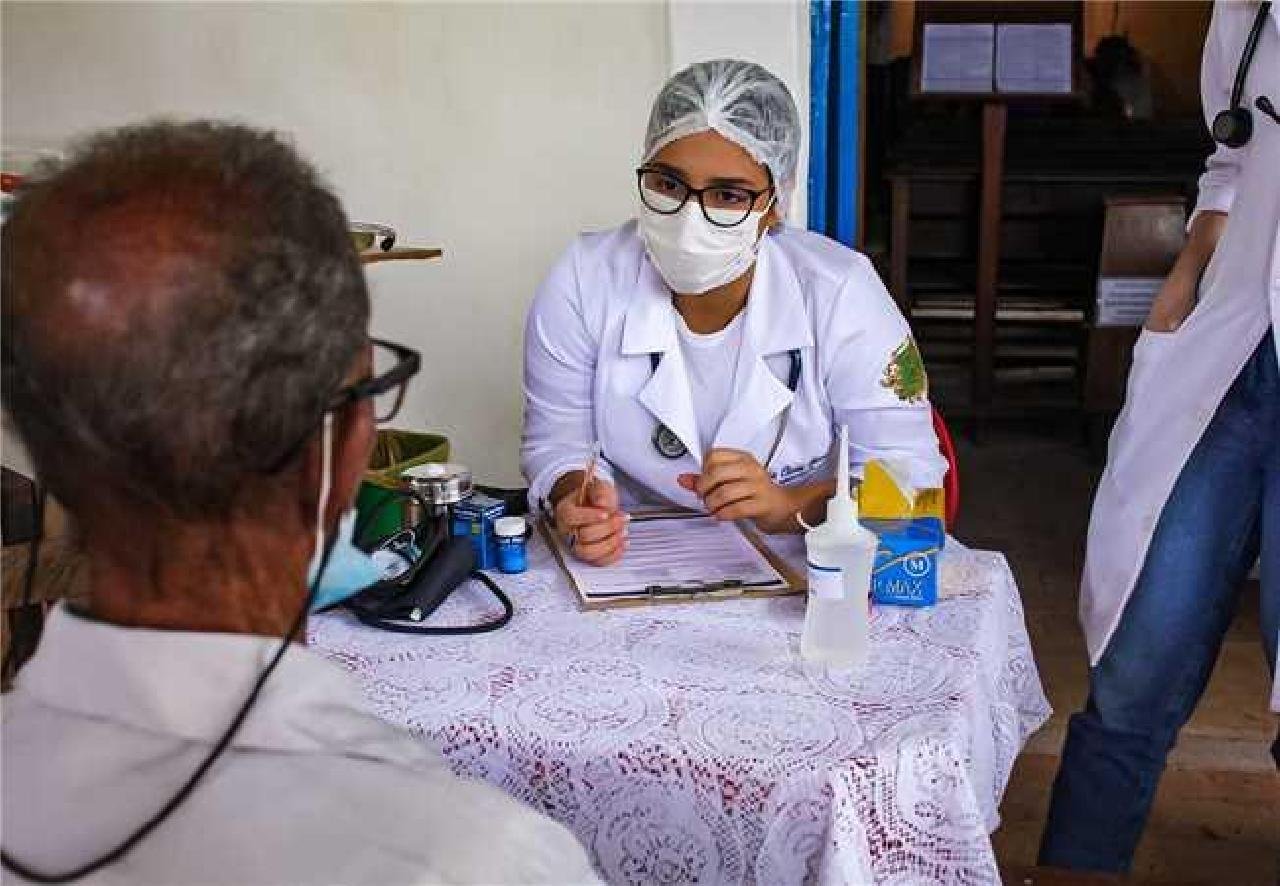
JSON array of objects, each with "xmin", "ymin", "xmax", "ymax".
[{"xmin": 2, "ymin": 605, "xmax": 601, "ymax": 885}]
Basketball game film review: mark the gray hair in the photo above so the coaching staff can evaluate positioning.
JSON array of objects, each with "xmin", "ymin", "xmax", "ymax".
[{"xmin": 1, "ymin": 121, "xmax": 369, "ymax": 518}]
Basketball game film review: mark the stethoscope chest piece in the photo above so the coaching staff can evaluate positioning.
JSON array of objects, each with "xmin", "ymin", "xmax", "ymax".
[
  {"xmin": 1212, "ymin": 106, "xmax": 1253, "ymax": 148},
  {"xmin": 1211, "ymin": 0, "xmax": 1272, "ymax": 149},
  {"xmin": 652, "ymin": 423, "xmax": 688, "ymax": 459}
]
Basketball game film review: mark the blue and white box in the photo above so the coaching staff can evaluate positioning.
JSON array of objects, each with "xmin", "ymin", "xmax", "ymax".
[
  {"xmin": 866, "ymin": 517, "xmax": 944, "ymax": 607},
  {"xmin": 451, "ymin": 493, "xmax": 505, "ymax": 570}
]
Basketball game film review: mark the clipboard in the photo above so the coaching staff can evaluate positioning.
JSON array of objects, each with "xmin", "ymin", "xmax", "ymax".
[{"xmin": 540, "ymin": 509, "xmax": 805, "ymax": 611}]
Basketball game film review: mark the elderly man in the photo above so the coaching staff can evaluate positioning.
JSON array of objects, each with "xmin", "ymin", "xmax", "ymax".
[{"xmin": 0, "ymin": 122, "xmax": 598, "ymax": 884}]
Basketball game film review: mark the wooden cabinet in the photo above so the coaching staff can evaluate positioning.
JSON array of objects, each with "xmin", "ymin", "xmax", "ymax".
[{"xmin": 886, "ymin": 115, "xmax": 1207, "ymax": 432}]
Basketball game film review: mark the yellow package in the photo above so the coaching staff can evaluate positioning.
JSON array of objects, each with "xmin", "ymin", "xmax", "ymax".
[
  {"xmin": 858, "ymin": 460, "xmax": 944, "ymax": 521},
  {"xmin": 859, "ymin": 459, "xmax": 946, "ymax": 607}
]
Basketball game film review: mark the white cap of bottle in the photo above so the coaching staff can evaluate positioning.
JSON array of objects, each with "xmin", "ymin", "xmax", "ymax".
[{"xmin": 494, "ymin": 516, "xmax": 527, "ymax": 538}]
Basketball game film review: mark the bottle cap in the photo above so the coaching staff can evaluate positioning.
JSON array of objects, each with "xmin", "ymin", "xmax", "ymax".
[
  {"xmin": 825, "ymin": 424, "xmax": 857, "ymax": 526},
  {"xmin": 494, "ymin": 516, "xmax": 527, "ymax": 538}
]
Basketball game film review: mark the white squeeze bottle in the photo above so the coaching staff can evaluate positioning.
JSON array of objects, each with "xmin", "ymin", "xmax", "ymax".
[{"xmin": 800, "ymin": 425, "xmax": 878, "ymax": 668}]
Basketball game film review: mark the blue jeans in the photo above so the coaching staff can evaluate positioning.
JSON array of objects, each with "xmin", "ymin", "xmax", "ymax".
[{"xmin": 1038, "ymin": 328, "xmax": 1280, "ymax": 873}]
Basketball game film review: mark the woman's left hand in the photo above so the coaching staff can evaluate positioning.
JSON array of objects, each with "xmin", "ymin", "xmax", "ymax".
[{"xmin": 678, "ymin": 448, "xmax": 800, "ymax": 534}]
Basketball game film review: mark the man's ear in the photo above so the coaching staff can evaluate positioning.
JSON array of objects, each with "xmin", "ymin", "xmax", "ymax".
[
  {"xmin": 327, "ymin": 404, "xmax": 376, "ymax": 524},
  {"xmin": 297, "ymin": 404, "xmax": 376, "ymax": 534}
]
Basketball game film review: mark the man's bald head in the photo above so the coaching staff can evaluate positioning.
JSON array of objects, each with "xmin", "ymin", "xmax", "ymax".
[{"xmin": 2, "ymin": 121, "xmax": 369, "ymax": 519}]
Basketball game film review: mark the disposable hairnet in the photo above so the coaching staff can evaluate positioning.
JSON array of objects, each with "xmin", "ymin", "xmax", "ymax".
[{"xmin": 643, "ymin": 59, "xmax": 801, "ymax": 207}]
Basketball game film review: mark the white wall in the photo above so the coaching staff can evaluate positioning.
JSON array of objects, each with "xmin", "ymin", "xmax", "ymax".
[{"xmin": 2, "ymin": 1, "xmax": 808, "ymax": 486}]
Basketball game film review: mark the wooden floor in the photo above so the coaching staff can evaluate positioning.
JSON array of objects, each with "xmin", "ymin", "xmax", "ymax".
[{"xmin": 950, "ymin": 424, "xmax": 1279, "ymax": 886}]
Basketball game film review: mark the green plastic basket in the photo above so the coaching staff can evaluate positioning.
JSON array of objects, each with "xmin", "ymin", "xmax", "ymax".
[{"xmin": 355, "ymin": 430, "xmax": 449, "ymax": 543}]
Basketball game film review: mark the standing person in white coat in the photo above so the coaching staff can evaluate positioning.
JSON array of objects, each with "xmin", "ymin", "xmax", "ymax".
[
  {"xmin": 522, "ymin": 60, "xmax": 946, "ymax": 565},
  {"xmin": 1039, "ymin": 1, "xmax": 1280, "ymax": 872}
]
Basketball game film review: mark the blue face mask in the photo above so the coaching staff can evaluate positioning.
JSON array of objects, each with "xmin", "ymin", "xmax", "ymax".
[{"xmin": 307, "ymin": 508, "xmax": 382, "ymax": 612}]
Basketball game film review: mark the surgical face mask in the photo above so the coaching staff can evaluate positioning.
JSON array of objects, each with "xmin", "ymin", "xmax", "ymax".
[
  {"xmin": 638, "ymin": 198, "xmax": 774, "ymax": 296},
  {"xmin": 306, "ymin": 414, "xmax": 382, "ymax": 612}
]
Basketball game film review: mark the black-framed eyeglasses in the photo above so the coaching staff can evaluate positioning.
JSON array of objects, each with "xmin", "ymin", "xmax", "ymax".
[
  {"xmin": 265, "ymin": 337, "xmax": 421, "ymax": 473},
  {"xmin": 636, "ymin": 165, "xmax": 774, "ymax": 228},
  {"xmin": 332, "ymin": 337, "xmax": 420, "ymax": 423}
]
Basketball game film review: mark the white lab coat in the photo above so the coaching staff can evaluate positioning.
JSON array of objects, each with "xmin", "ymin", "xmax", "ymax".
[
  {"xmin": 1082, "ymin": 0, "xmax": 1280, "ymax": 710},
  {"xmin": 522, "ymin": 221, "xmax": 946, "ymax": 513}
]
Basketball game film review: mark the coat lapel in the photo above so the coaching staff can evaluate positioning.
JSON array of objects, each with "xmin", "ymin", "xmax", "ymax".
[
  {"xmin": 714, "ymin": 236, "xmax": 814, "ymax": 454},
  {"xmin": 622, "ymin": 260, "xmax": 703, "ymax": 466}
]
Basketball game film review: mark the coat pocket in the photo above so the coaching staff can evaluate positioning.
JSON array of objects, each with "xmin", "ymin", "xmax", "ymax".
[
  {"xmin": 1132, "ymin": 326, "xmax": 1180, "ymax": 363},
  {"xmin": 1125, "ymin": 326, "xmax": 1182, "ymax": 404}
]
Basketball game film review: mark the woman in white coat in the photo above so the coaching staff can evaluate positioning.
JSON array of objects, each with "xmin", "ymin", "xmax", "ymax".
[
  {"xmin": 522, "ymin": 60, "xmax": 945, "ymax": 565},
  {"xmin": 1039, "ymin": 0, "xmax": 1280, "ymax": 872}
]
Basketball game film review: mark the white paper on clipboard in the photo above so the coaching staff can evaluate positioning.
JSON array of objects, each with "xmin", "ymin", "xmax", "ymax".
[{"xmin": 555, "ymin": 512, "xmax": 791, "ymax": 602}]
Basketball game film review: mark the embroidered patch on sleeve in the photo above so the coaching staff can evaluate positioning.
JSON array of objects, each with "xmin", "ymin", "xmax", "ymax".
[{"xmin": 881, "ymin": 338, "xmax": 928, "ymax": 403}]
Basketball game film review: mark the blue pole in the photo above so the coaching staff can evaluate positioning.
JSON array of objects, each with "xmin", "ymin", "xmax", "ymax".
[
  {"xmin": 832, "ymin": 0, "xmax": 862, "ymax": 247},
  {"xmin": 807, "ymin": 1, "xmax": 832, "ymax": 233}
]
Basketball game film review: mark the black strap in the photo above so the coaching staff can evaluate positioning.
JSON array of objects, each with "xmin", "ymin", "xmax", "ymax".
[
  {"xmin": 349, "ymin": 571, "xmax": 514, "ymax": 635},
  {"xmin": 351, "ymin": 497, "xmax": 515, "ymax": 635},
  {"xmin": 1230, "ymin": 2, "xmax": 1271, "ymax": 110}
]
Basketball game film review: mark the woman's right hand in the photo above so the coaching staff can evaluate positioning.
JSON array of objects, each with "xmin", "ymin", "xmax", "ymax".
[
  {"xmin": 1144, "ymin": 266, "xmax": 1198, "ymax": 333},
  {"xmin": 1144, "ymin": 210, "xmax": 1225, "ymax": 334},
  {"xmin": 551, "ymin": 474, "xmax": 628, "ymax": 566}
]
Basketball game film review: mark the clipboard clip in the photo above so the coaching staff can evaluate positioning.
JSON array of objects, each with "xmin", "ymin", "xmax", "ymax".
[{"xmin": 643, "ymin": 578, "xmax": 778, "ymax": 598}]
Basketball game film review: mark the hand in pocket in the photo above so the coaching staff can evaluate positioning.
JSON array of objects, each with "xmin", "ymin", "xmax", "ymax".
[{"xmin": 1144, "ymin": 268, "xmax": 1197, "ymax": 333}]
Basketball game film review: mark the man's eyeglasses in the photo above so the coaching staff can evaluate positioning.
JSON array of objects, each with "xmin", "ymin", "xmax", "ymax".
[
  {"xmin": 636, "ymin": 166, "xmax": 774, "ymax": 228},
  {"xmin": 332, "ymin": 337, "xmax": 420, "ymax": 423},
  {"xmin": 266, "ymin": 337, "xmax": 420, "ymax": 473}
]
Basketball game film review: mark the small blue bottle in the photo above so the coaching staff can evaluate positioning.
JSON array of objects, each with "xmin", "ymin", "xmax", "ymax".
[{"xmin": 494, "ymin": 516, "xmax": 528, "ymax": 574}]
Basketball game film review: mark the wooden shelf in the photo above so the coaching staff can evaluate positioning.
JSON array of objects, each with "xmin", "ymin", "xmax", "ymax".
[
  {"xmin": 913, "ymin": 303, "xmax": 1085, "ymax": 326},
  {"xmin": 360, "ymin": 247, "xmax": 443, "ymax": 266}
]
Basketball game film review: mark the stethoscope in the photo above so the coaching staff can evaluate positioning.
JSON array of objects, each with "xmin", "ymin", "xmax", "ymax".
[
  {"xmin": 648, "ymin": 347, "xmax": 802, "ymax": 469},
  {"xmin": 1212, "ymin": 1, "xmax": 1277, "ymax": 148}
]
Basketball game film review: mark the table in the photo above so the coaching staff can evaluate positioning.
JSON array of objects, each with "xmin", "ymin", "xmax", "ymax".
[{"xmin": 310, "ymin": 536, "xmax": 1050, "ymax": 885}]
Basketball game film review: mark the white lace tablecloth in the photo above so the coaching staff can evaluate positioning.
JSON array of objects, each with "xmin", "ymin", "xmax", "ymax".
[{"xmin": 310, "ymin": 535, "xmax": 1050, "ymax": 885}]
